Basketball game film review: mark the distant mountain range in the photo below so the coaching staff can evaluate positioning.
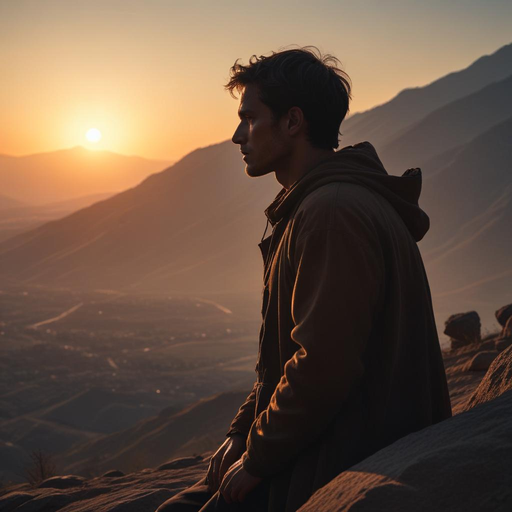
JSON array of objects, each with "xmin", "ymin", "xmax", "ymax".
[
  {"xmin": 0, "ymin": 142, "xmax": 280, "ymax": 293},
  {"xmin": 0, "ymin": 146, "xmax": 171, "ymax": 205},
  {"xmin": 340, "ymin": 42, "xmax": 512, "ymax": 151},
  {"xmin": 0, "ymin": 42, "xmax": 511, "ymax": 334}
]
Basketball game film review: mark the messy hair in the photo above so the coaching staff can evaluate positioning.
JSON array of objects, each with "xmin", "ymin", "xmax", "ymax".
[{"xmin": 225, "ymin": 46, "xmax": 352, "ymax": 150}]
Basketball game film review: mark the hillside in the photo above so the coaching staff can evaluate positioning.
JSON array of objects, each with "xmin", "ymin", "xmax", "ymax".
[
  {"xmin": 57, "ymin": 390, "xmax": 249, "ymax": 476},
  {"xmin": 0, "ymin": 141, "xmax": 280, "ymax": 293},
  {"xmin": 419, "ymin": 115, "xmax": 512, "ymax": 331},
  {"xmin": 379, "ymin": 73, "xmax": 512, "ymax": 171},
  {"xmin": 0, "ymin": 146, "xmax": 170, "ymax": 205},
  {"xmin": 0, "ymin": 192, "xmax": 115, "ymax": 243}
]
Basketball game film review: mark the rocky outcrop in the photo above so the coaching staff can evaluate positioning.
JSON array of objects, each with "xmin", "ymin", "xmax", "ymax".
[
  {"xmin": 444, "ymin": 311, "xmax": 481, "ymax": 350},
  {"xmin": 299, "ymin": 389, "xmax": 512, "ymax": 512},
  {"xmin": 463, "ymin": 345, "xmax": 512, "ymax": 411},
  {"xmin": 0, "ymin": 457, "xmax": 208, "ymax": 512},
  {"xmin": 496, "ymin": 303, "xmax": 512, "ymax": 327}
]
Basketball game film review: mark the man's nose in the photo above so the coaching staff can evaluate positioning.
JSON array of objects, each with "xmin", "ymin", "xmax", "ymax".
[{"xmin": 232, "ymin": 122, "xmax": 245, "ymax": 145}]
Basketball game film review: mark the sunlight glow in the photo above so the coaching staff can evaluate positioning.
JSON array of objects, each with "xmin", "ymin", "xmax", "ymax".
[{"xmin": 86, "ymin": 128, "xmax": 102, "ymax": 143}]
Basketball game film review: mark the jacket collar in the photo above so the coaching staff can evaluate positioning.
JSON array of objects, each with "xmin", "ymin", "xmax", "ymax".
[{"xmin": 263, "ymin": 141, "xmax": 429, "ymax": 242}]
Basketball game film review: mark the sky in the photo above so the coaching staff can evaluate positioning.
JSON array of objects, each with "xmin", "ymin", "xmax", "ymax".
[{"xmin": 1, "ymin": 0, "xmax": 511, "ymax": 161}]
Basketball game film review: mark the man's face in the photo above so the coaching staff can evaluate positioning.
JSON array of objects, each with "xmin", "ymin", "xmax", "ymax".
[{"xmin": 231, "ymin": 84, "xmax": 291, "ymax": 178}]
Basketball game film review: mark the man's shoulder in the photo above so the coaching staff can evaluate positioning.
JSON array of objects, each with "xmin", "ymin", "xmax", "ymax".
[
  {"xmin": 293, "ymin": 182, "xmax": 382, "ymax": 229},
  {"xmin": 299, "ymin": 181, "xmax": 377, "ymax": 207}
]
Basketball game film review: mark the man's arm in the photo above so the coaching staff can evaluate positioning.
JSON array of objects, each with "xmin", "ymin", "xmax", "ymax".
[
  {"xmin": 241, "ymin": 199, "xmax": 385, "ymax": 478},
  {"xmin": 225, "ymin": 380, "xmax": 259, "ymax": 438},
  {"xmin": 208, "ymin": 381, "xmax": 259, "ymax": 492}
]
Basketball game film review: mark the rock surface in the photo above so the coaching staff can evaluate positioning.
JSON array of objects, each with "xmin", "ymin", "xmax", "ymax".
[
  {"xmin": 299, "ymin": 389, "xmax": 512, "ymax": 512},
  {"xmin": 0, "ymin": 458, "xmax": 208, "ymax": 512},
  {"xmin": 38, "ymin": 475, "xmax": 85, "ymax": 489},
  {"xmin": 442, "ymin": 343, "xmax": 492, "ymax": 413}
]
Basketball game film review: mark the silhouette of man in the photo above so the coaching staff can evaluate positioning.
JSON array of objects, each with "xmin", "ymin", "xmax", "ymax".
[{"xmin": 156, "ymin": 46, "xmax": 452, "ymax": 512}]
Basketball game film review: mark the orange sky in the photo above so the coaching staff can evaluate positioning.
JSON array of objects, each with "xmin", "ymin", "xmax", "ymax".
[{"xmin": 1, "ymin": 0, "xmax": 511, "ymax": 161}]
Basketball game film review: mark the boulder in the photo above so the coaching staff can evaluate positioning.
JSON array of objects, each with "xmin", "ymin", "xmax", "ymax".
[
  {"xmin": 38, "ymin": 475, "xmax": 85, "ymax": 489},
  {"xmin": 496, "ymin": 303, "xmax": 512, "ymax": 327},
  {"xmin": 444, "ymin": 311, "xmax": 481, "ymax": 345},
  {"xmin": 501, "ymin": 316, "xmax": 512, "ymax": 339},
  {"xmin": 102, "ymin": 469, "xmax": 125, "ymax": 478},
  {"xmin": 300, "ymin": 389, "xmax": 512, "ymax": 512},
  {"xmin": 464, "ymin": 345, "xmax": 512, "ymax": 412},
  {"xmin": 157, "ymin": 455, "xmax": 203, "ymax": 471},
  {"xmin": 465, "ymin": 351, "xmax": 499, "ymax": 371}
]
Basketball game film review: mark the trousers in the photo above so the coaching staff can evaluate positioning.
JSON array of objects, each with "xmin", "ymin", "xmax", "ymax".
[{"xmin": 155, "ymin": 475, "xmax": 271, "ymax": 512}]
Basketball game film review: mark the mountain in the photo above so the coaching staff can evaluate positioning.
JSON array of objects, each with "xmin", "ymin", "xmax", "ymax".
[
  {"xmin": 0, "ymin": 192, "xmax": 115, "ymax": 243},
  {"xmin": 0, "ymin": 146, "xmax": 171, "ymax": 205},
  {"xmin": 0, "ymin": 141, "xmax": 280, "ymax": 293},
  {"xmin": 56, "ymin": 390, "xmax": 248, "ymax": 476},
  {"xmin": 341, "ymin": 43, "xmax": 512, "ymax": 150},
  {"xmin": 0, "ymin": 194, "xmax": 27, "ymax": 210},
  {"xmin": 379, "ymin": 73, "xmax": 512, "ymax": 172}
]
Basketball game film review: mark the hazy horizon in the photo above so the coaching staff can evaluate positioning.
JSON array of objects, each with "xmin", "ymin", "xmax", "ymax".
[{"xmin": 1, "ymin": 0, "xmax": 511, "ymax": 161}]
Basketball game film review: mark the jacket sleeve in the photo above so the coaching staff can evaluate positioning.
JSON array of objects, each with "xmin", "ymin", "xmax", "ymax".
[
  {"xmin": 241, "ymin": 200, "xmax": 385, "ymax": 477},
  {"xmin": 225, "ymin": 381, "xmax": 258, "ymax": 438}
]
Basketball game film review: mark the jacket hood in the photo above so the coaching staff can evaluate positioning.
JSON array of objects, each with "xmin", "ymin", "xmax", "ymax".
[{"xmin": 264, "ymin": 141, "xmax": 430, "ymax": 242}]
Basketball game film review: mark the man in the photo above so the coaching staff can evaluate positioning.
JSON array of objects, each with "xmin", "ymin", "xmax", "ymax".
[{"xmin": 156, "ymin": 46, "xmax": 452, "ymax": 512}]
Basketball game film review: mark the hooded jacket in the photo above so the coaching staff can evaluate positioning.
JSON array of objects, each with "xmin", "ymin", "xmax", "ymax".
[{"xmin": 226, "ymin": 141, "xmax": 452, "ymax": 511}]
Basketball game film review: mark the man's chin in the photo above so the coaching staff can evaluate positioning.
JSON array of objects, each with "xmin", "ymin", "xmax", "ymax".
[{"xmin": 245, "ymin": 164, "xmax": 273, "ymax": 178}]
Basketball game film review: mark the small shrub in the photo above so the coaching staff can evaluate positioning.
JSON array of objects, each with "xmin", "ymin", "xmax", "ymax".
[{"xmin": 24, "ymin": 449, "xmax": 57, "ymax": 487}]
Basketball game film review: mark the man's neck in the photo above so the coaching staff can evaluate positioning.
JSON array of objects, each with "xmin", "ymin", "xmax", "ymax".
[{"xmin": 275, "ymin": 147, "xmax": 335, "ymax": 190}]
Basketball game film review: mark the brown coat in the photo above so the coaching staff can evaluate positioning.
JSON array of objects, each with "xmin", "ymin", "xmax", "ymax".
[{"xmin": 226, "ymin": 141, "xmax": 452, "ymax": 511}]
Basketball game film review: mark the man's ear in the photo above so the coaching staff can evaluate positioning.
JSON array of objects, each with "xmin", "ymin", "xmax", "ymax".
[{"xmin": 286, "ymin": 106, "xmax": 305, "ymax": 136}]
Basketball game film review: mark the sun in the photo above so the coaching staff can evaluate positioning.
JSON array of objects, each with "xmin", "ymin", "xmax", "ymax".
[{"xmin": 85, "ymin": 128, "xmax": 102, "ymax": 143}]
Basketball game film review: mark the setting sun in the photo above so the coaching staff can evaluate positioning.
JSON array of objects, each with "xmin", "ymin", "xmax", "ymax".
[{"xmin": 85, "ymin": 128, "xmax": 102, "ymax": 143}]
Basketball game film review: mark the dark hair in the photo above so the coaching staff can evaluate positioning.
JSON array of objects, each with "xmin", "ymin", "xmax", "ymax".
[{"xmin": 225, "ymin": 46, "xmax": 352, "ymax": 150}]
